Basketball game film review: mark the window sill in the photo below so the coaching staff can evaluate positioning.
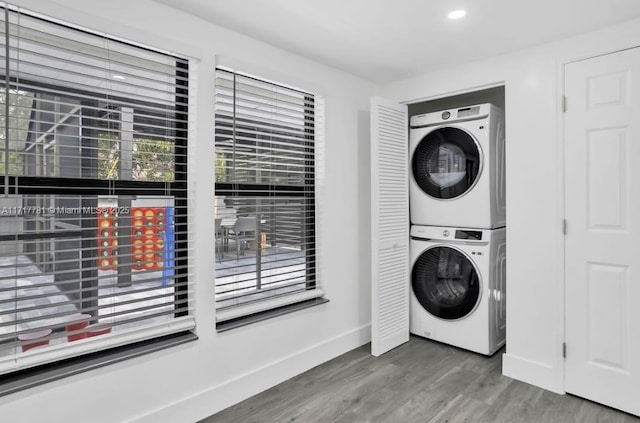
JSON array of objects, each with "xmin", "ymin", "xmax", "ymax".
[
  {"xmin": 216, "ymin": 297, "xmax": 329, "ymax": 332},
  {"xmin": 0, "ymin": 331, "xmax": 197, "ymax": 398}
]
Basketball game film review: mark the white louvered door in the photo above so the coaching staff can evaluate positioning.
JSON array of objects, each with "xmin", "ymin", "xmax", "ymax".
[{"xmin": 370, "ymin": 97, "xmax": 409, "ymax": 356}]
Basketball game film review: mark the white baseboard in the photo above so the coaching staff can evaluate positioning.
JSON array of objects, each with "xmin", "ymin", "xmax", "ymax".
[
  {"xmin": 502, "ymin": 352, "xmax": 564, "ymax": 394},
  {"xmin": 132, "ymin": 324, "xmax": 371, "ymax": 423}
]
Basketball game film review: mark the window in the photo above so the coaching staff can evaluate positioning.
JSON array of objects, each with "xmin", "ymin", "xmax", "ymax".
[
  {"xmin": 0, "ymin": 4, "xmax": 193, "ymax": 381},
  {"xmin": 214, "ymin": 68, "xmax": 323, "ymax": 329}
]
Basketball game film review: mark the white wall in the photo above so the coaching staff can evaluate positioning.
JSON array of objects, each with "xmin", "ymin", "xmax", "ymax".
[
  {"xmin": 381, "ymin": 17, "xmax": 640, "ymax": 394},
  {"xmin": 0, "ymin": 1, "xmax": 377, "ymax": 422}
]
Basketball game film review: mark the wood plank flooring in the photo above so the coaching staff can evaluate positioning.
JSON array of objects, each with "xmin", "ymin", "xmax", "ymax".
[{"xmin": 200, "ymin": 336, "xmax": 640, "ymax": 423}]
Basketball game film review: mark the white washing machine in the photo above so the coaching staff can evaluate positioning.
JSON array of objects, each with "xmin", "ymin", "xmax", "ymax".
[
  {"xmin": 409, "ymin": 103, "xmax": 505, "ymax": 228},
  {"xmin": 410, "ymin": 225, "xmax": 506, "ymax": 355}
]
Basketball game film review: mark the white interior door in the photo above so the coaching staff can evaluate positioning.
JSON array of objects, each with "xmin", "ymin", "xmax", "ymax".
[
  {"xmin": 370, "ymin": 96, "xmax": 409, "ymax": 356},
  {"xmin": 565, "ymin": 47, "xmax": 640, "ymax": 416}
]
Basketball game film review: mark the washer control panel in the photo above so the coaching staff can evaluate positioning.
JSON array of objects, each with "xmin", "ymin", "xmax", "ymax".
[
  {"xmin": 410, "ymin": 225, "xmax": 488, "ymax": 242},
  {"xmin": 455, "ymin": 229, "xmax": 483, "ymax": 240}
]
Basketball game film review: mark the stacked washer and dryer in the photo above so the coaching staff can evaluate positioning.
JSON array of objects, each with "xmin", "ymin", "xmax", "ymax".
[{"xmin": 409, "ymin": 103, "xmax": 506, "ymax": 355}]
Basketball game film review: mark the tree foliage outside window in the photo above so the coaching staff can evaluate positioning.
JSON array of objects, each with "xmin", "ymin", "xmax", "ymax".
[
  {"xmin": 0, "ymin": 90, "xmax": 34, "ymax": 175},
  {"xmin": 98, "ymin": 132, "xmax": 175, "ymax": 181},
  {"xmin": 98, "ymin": 132, "xmax": 120, "ymax": 179},
  {"xmin": 215, "ymin": 151, "xmax": 226, "ymax": 182},
  {"xmin": 134, "ymin": 137, "xmax": 174, "ymax": 181}
]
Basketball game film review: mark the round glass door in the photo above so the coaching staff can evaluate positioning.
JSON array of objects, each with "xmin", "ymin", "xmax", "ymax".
[
  {"xmin": 412, "ymin": 127, "xmax": 481, "ymax": 199},
  {"xmin": 412, "ymin": 246, "xmax": 480, "ymax": 320}
]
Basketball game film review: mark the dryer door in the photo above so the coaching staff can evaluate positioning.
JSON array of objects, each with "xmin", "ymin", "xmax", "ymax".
[
  {"xmin": 412, "ymin": 245, "xmax": 481, "ymax": 320},
  {"xmin": 412, "ymin": 127, "xmax": 481, "ymax": 199}
]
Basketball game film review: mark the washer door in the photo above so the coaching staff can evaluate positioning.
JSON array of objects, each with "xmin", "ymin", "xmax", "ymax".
[
  {"xmin": 412, "ymin": 127, "xmax": 481, "ymax": 199},
  {"xmin": 412, "ymin": 245, "xmax": 481, "ymax": 320}
]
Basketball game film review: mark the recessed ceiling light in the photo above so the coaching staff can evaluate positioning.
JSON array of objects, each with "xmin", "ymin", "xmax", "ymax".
[
  {"xmin": 448, "ymin": 9, "xmax": 466, "ymax": 20},
  {"xmin": 112, "ymin": 74, "xmax": 125, "ymax": 80}
]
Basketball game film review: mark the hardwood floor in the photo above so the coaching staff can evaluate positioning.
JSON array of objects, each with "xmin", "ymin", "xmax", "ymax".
[{"xmin": 201, "ymin": 336, "xmax": 640, "ymax": 423}]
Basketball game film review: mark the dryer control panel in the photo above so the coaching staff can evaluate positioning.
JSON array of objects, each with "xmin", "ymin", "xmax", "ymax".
[
  {"xmin": 457, "ymin": 106, "xmax": 481, "ymax": 118},
  {"xmin": 409, "ymin": 103, "xmax": 493, "ymax": 128}
]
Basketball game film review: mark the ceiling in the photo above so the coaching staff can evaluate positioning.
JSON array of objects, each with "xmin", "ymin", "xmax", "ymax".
[{"xmin": 153, "ymin": 0, "xmax": 640, "ymax": 83}]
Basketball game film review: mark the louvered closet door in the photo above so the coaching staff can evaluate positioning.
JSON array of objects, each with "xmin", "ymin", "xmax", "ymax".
[{"xmin": 371, "ymin": 97, "xmax": 409, "ymax": 356}]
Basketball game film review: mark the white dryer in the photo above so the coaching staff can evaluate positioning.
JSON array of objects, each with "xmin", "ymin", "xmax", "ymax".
[
  {"xmin": 410, "ymin": 225, "xmax": 506, "ymax": 355},
  {"xmin": 409, "ymin": 103, "xmax": 505, "ymax": 228}
]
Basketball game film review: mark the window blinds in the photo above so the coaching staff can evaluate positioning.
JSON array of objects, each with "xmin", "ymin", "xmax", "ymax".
[
  {"xmin": 0, "ymin": 4, "xmax": 193, "ymax": 375},
  {"xmin": 214, "ymin": 69, "xmax": 321, "ymax": 324}
]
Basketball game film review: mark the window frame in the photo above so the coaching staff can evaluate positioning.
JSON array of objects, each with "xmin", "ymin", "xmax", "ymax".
[
  {"xmin": 0, "ymin": 4, "xmax": 195, "ymax": 394},
  {"xmin": 214, "ymin": 68, "xmax": 323, "ymax": 329}
]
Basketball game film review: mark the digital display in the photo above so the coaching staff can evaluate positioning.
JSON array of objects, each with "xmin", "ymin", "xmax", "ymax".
[
  {"xmin": 455, "ymin": 230, "xmax": 482, "ymax": 240},
  {"xmin": 457, "ymin": 106, "xmax": 480, "ymax": 118}
]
